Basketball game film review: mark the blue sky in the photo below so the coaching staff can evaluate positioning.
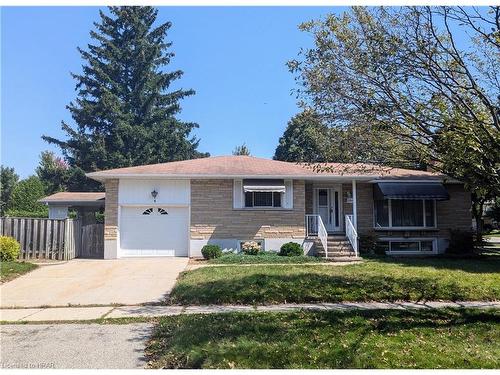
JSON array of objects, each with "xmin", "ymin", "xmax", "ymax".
[{"xmin": 1, "ymin": 6, "xmax": 342, "ymax": 178}]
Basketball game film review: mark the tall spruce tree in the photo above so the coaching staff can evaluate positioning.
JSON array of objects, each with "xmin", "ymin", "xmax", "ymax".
[{"xmin": 43, "ymin": 7, "xmax": 206, "ymax": 188}]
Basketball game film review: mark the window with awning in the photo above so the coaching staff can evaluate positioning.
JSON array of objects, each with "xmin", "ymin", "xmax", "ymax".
[
  {"xmin": 242, "ymin": 179, "xmax": 285, "ymax": 208},
  {"xmin": 373, "ymin": 182, "xmax": 447, "ymax": 228}
]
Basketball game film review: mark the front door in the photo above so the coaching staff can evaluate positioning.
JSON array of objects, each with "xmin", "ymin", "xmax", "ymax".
[{"xmin": 315, "ymin": 187, "xmax": 341, "ymax": 232}]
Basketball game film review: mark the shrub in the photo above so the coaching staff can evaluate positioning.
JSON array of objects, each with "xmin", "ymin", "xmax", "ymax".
[
  {"xmin": 241, "ymin": 241, "xmax": 261, "ymax": 255},
  {"xmin": 359, "ymin": 234, "xmax": 378, "ymax": 255},
  {"xmin": 201, "ymin": 244, "xmax": 222, "ymax": 260},
  {"xmin": 0, "ymin": 236, "xmax": 21, "ymax": 261},
  {"xmin": 446, "ymin": 230, "xmax": 475, "ymax": 255},
  {"xmin": 278, "ymin": 242, "xmax": 303, "ymax": 256}
]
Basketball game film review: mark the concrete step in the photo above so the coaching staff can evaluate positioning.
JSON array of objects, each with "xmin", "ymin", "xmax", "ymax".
[
  {"xmin": 323, "ymin": 257, "xmax": 363, "ymax": 262},
  {"xmin": 317, "ymin": 251, "xmax": 357, "ymax": 257}
]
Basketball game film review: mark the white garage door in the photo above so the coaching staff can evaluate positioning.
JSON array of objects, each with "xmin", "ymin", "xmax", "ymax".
[{"xmin": 120, "ymin": 206, "xmax": 189, "ymax": 257}]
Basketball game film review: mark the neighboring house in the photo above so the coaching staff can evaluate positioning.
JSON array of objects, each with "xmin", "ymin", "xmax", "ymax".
[
  {"xmin": 39, "ymin": 192, "xmax": 105, "ymax": 225},
  {"xmin": 86, "ymin": 155, "xmax": 471, "ymax": 259}
]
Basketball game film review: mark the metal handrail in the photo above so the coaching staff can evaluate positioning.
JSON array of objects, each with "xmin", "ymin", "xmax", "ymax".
[
  {"xmin": 305, "ymin": 214, "xmax": 328, "ymax": 258},
  {"xmin": 345, "ymin": 214, "xmax": 358, "ymax": 257}
]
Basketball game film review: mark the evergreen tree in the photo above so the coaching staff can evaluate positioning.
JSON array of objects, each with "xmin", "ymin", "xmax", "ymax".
[
  {"xmin": 232, "ymin": 143, "xmax": 251, "ymax": 156},
  {"xmin": 43, "ymin": 6, "xmax": 207, "ymax": 189}
]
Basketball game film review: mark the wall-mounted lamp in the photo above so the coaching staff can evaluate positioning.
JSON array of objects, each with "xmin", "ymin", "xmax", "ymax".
[{"xmin": 151, "ymin": 189, "xmax": 158, "ymax": 202}]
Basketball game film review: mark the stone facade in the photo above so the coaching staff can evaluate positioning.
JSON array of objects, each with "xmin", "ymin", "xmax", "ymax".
[
  {"xmin": 190, "ymin": 179, "xmax": 306, "ymax": 240},
  {"xmin": 104, "ymin": 179, "xmax": 118, "ymax": 240}
]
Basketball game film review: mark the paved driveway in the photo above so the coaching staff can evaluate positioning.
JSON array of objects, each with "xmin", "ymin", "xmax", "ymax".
[
  {"xmin": 0, "ymin": 324, "xmax": 152, "ymax": 369},
  {"xmin": 0, "ymin": 258, "xmax": 188, "ymax": 307}
]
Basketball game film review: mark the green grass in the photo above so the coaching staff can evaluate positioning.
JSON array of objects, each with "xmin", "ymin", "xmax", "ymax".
[
  {"xmin": 146, "ymin": 308, "xmax": 500, "ymax": 369},
  {"xmin": 170, "ymin": 257, "xmax": 500, "ymax": 305},
  {"xmin": 0, "ymin": 261, "xmax": 37, "ymax": 283},
  {"xmin": 208, "ymin": 252, "xmax": 327, "ymax": 264}
]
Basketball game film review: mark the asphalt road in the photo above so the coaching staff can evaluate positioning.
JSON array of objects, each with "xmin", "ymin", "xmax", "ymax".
[{"xmin": 0, "ymin": 323, "xmax": 153, "ymax": 369}]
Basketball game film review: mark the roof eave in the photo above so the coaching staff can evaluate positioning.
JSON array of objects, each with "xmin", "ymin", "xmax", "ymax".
[{"xmin": 86, "ymin": 172, "xmax": 448, "ymax": 182}]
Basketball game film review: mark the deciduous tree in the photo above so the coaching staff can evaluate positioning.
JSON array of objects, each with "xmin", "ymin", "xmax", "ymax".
[
  {"xmin": 289, "ymin": 6, "xmax": 500, "ymax": 235},
  {"xmin": 0, "ymin": 166, "xmax": 19, "ymax": 215}
]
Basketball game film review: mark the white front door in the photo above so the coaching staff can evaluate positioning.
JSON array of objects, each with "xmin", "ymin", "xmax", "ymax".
[{"xmin": 315, "ymin": 187, "xmax": 342, "ymax": 232}]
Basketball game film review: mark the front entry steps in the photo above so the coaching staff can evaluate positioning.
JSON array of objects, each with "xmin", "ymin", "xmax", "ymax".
[{"xmin": 313, "ymin": 235, "xmax": 361, "ymax": 261}]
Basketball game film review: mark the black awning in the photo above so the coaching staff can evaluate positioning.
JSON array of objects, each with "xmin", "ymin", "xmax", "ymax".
[{"xmin": 374, "ymin": 182, "xmax": 450, "ymax": 200}]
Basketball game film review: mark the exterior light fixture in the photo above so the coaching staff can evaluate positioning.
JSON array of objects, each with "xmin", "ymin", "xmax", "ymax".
[{"xmin": 151, "ymin": 189, "xmax": 158, "ymax": 202}]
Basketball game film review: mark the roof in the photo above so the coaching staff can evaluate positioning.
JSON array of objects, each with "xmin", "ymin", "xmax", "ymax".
[
  {"xmin": 39, "ymin": 192, "xmax": 105, "ymax": 206},
  {"xmin": 86, "ymin": 155, "xmax": 451, "ymax": 182}
]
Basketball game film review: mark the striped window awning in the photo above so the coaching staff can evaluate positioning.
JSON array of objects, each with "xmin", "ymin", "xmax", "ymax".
[{"xmin": 243, "ymin": 179, "xmax": 286, "ymax": 193}]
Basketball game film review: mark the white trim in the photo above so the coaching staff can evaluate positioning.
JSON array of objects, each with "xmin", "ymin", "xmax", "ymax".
[
  {"xmin": 89, "ymin": 173, "xmax": 414, "ymax": 181},
  {"xmin": 374, "ymin": 198, "xmax": 438, "ymax": 230},
  {"xmin": 119, "ymin": 203, "xmax": 189, "ymax": 208},
  {"xmin": 188, "ymin": 180, "xmax": 192, "ymax": 258},
  {"xmin": 352, "ymin": 180, "xmax": 357, "ymax": 230},
  {"xmin": 378, "ymin": 237, "xmax": 438, "ymax": 255},
  {"xmin": 313, "ymin": 185, "xmax": 342, "ymax": 232}
]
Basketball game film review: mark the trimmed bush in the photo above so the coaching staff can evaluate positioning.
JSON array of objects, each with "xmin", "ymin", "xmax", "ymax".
[
  {"xmin": 201, "ymin": 245, "xmax": 222, "ymax": 260},
  {"xmin": 241, "ymin": 241, "xmax": 261, "ymax": 255},
  {"xmin": 279, "ymin": 242, "xmax": 303, "ymax": 256},
  {"xmin": 0, "ymin": 236, "xmax": 20, "ymax": 261},
  {"xmin": 359, "ymin": 234, "xmax": 378, "ymax": 255},
  {"xmin": 446, "ymin": 230, "xmax": 475, "ymax": 255}
]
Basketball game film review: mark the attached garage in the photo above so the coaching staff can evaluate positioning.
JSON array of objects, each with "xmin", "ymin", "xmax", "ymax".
[{"xmin": 120, "ymin": 206, "xmax": 189, "ymax": 257}]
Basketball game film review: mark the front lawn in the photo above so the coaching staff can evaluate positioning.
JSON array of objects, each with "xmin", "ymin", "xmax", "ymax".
[
  {"xmin": 170, "ymin": 257, "xmax": 500, "ymax": 304},
  {"xmin": 0, "ymin": 261, "xmax": 38, "ymax": 283},
  {"xmin": 208, "ymin": 252, "xmax": 327, "ymax": 264},
  {"xmin": 146, "ymin": 308, "xmax": 500, "ymax": 369}
]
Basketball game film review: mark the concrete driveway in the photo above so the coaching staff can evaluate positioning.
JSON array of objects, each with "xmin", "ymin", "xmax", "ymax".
[
  {"xmin": 0, "ymin": 323, "xmax": 152, "ymax": 369},
  {"xmin": 0, "ymin": 258, "xmax": 188, "ymax": 307}
]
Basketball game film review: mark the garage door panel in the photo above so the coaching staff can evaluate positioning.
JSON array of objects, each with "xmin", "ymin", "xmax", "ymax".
[{"xmin": 120, "ymin": 206, "xmax": 188, "ymax": 257}]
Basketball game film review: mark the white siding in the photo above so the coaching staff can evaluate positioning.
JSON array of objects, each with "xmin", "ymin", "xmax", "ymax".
[
  {"xmin": 119, "ymin": 179, "xmax": 190, "ymax": 206},
  {"xmin": 48, "ymin": 206, "xmax": 69, "ymax": 219}
]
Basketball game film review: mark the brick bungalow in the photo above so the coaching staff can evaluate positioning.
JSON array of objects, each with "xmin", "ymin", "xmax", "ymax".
[{"xmin": 85, "ymin": 155, "xmax": 472, "ymax": 259}]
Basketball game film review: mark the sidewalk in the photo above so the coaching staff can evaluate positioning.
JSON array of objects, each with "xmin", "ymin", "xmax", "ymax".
[{"xmin": 1, "ymin": 301, "xmax": 499, "ymax": 322}]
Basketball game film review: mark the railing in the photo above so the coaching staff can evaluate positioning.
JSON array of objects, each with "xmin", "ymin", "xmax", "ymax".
[
  {"xmin": 305, "ymin": 214, "xmax": 328, "ymax": 258},
  {"xmin": 345, "ymin": 214, "xmax": 359, "ymax": 257}
]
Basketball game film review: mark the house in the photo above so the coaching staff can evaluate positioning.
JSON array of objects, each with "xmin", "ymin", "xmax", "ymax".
[
  {"xmin": 39, "ymin": 192, "xmax": 105, "ymax": 225},
  {"xmin": 86, "ymin": 155, "xmax": 472, "ymax": 259}
]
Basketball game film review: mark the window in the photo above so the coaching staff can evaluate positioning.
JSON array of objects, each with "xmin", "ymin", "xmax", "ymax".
[
  {"xmin": 377, "ymin": 239, "xmax": 435, "ymax": 253},
  {"xmin": 245, "ymin": 191, "xmax": 282, "ymax": 208},
  {"xmin": 157, "ymin": 208, "xmax": 168, "ymax": 215},
  {"xmin": 142, "ymin": 208, "xmax": 154, "ymax": 215},
  {"xmin": 374, "ymin": 199, "xmax": 436, "ymax": 228}
]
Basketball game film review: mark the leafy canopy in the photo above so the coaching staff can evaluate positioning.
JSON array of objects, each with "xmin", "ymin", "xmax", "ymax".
[
  {"xmin": 0, "ymin": 166, "xmax": 19, "ymax": 215},
  {"xmin": 275, "ymin": 109, "xmax": 424, "ymax": 169},
  {"xmin": 7, "ymin": 176, "xmax": 48, "ymax": 217},
  {"xmin": 289, "ymin": 6, "xmax": 500, "ymax": 192}
]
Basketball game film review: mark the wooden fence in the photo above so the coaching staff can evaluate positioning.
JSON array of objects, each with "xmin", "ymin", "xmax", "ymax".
[
  {"xmin": 0, "ymin": 217, "xmax": 87, "ymax": 260},
  {"xmin": 80, "ymin": 224, "xmax": 104, "ymax": 258}
]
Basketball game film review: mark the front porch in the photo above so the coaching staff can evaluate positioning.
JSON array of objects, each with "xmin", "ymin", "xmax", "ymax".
[{"xmin": 304, "ymin": 180, "xmax": 360, "ymax": 258}]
